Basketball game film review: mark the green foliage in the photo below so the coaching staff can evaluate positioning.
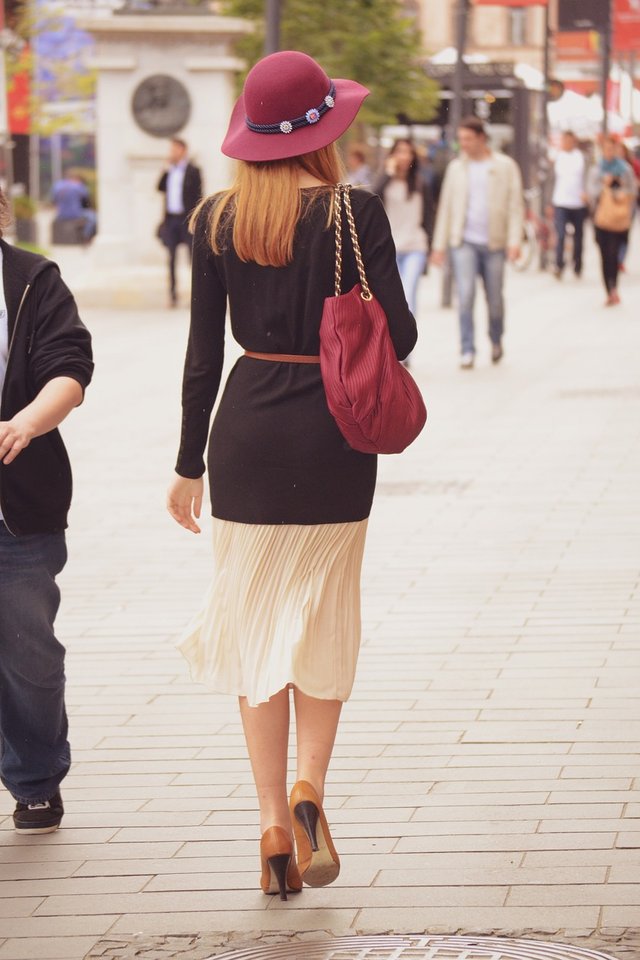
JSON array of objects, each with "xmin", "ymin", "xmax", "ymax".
[
  {"xmin": 221, "ymin": 0, "xmax": 439, "ymax": 128},
  {"xmin": 5, "ymin": 2, "xmax": 97, "ymax": 137},
  {"xmin": 12, "ymin": 193, "xmax": 37, "ymax": 220}
]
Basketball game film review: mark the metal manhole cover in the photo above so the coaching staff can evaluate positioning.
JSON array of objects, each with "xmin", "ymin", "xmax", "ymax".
[{"xmin": 213, "ymin": 935, "xmax": 621, "ymax": 960}]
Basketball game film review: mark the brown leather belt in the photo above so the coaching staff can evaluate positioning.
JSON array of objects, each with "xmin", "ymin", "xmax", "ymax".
[{"xmin": 244, "ymin": 350, "xmax": 320, "ymax": 364}]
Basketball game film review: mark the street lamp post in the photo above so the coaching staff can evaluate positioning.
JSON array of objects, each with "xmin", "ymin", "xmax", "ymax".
[
  {"xmin": 449, "ymin": 0, "xmax": 470, "ymax": 142},
  {"xmin": 541, "ymin": 0, "xmax": 550, "ymax": 145},
  {"xmin": 265, "ymin": 0, "xmax": 281, "ymax": 55},
  {"xmin": 600, "ymin": 0, "xmax": 612, "ymax": 135},
  {"xmin": 442, "ymin": 0, "xmax": 470, "ymax": 307},
  {"xmin": 538, "ymin": 0, "xmax": 551, "ymax": 270}
]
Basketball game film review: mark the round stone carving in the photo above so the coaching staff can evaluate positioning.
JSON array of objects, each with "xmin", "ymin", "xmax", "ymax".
[
  {"xmin": 213, "ymin": 935, "xmax": 620, "ymax": 960},
  {"xmin": 131, "ymin": 74, "xmax": 191, "ymax": 137}
]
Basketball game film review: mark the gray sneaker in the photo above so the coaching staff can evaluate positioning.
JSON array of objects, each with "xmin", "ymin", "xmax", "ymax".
[{"xmin": 460, "ymin": 352, "xmax": 474, "ymax": 370}]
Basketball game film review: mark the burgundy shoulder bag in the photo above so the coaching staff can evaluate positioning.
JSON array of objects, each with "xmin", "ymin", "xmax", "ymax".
[{"xmin": 319, "ymin": 183, "xmax": 427, "ymax": 455}]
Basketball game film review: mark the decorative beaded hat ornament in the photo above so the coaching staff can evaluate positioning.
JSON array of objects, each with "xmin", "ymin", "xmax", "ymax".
[{"xmin": 221, "ymin": 51, "xmax": 369, "ymax": 162}]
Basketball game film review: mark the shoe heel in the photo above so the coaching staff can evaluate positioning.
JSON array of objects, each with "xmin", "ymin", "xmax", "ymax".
[
  {"xmin": 294, "ymin": 800, "xmax": 319, "ymax": 852},
  {"xmin": 267, "ymin": 852, "xmax": 291, "ymax": 901}
]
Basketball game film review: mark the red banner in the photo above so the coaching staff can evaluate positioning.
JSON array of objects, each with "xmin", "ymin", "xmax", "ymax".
[
  {"xmin": 8, "ymin": 48, "xmax": 31, "ymax": 136},
  {"xmin": 613, "ymin": 0, "xmax": 640, "ymax": 53},
  {"xmin": 555, "ymin": 30, "xmax": 600, "ymax": 60}
]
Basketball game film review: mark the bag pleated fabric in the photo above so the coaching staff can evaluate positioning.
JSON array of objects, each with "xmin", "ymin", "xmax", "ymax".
[
  {"xmin": 178, "ymin": 518, "xmax": 368, "ymax": 707},
  {"xmin": 319, "ymin": 184, "xmax": 427, "ymax": 455}
]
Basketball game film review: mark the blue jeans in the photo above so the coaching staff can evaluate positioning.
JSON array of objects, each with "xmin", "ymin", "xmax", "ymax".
[
  {"xmin": 396, "ymin": 251, "xmax": 427, "ymax": 316},
  {"xmin": 0, "ymin": 522, "xmax": 69, "ymax": 803},
  {"xmin": 450, "ymin": 242, "xmax": 506, "ymax": 356},
  {"xmin": 553, "ymin": 206, "xmax": 587, "ymax": 273}
]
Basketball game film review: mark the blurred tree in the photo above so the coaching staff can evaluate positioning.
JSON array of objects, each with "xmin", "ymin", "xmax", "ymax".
[
  {"xmin": 5, "ymin": 0, "xmax": 96, "ymax": 137},
  {"xmin": 220, "ymin": 0, "xmax": 439, "ymax": 128}
]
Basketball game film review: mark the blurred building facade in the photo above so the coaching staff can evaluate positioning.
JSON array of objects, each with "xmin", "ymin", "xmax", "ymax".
[
  {"xmin": 413, "ymin": 1, "xmax": 638, "ymax": 138},
  {"xmin": 417, "ymin": 0, "xmax": 550, "ymax": 70}
]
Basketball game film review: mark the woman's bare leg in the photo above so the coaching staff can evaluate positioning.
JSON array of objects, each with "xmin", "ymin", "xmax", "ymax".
[
  {"xmin": 292, "ymin": 688, "xmax": 342, "ymax": 801},
  {"xmin": 239, "ymin": 687, "xmax": 291, "ymax": 834}
]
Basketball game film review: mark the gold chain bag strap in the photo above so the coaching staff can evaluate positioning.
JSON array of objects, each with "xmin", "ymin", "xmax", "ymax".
[
  {"xmin": 333, "ymin": 182, "xmax": 373, "ymax": 300},
  {"xmin": 318, "ymin": 183, "xmax": 427, "ymax": 455}
]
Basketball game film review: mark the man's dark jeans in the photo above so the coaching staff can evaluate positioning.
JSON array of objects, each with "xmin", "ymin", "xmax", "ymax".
[
  {"xmin": 553, "ymin": 205, "xmax": 587, "ymax": 274},
  {"xmin": 162, "ymin": 213, "xmax": 193, "ymax": 301},
  {"xmin": 0, "ymin": 521, "xmax": 70, "ymax": 803}
]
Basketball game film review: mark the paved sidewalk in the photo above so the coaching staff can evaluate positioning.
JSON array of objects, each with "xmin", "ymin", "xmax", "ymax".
[{"xmin": 0, "ymin": 235, "xmax": 639, "ymax": 960}]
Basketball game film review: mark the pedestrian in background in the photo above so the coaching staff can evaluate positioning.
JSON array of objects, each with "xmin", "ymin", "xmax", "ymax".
[
  {"xmin": 588, "ymin": 135, "xmax": 635, "ymax": 306},
  {"xmin": 427, "ymin": 128, "xmax": 453, "ymax": 208},
  {"xmin": 551, "ymin": 131, "xmax": 588, "ymax": 279},
  {"xmin": 345, "ymin": 144, "xmax": 372, "ymax": 188},
  {"xmin": 0, "ymin": 187, "xmax": 93, "ymax": 834},
  {"xmin": 374, "ymin": 139, "xmax": 433, "ymax": 352},
  {"xmin": 167, "ymin": 52, "xmax": 416, "ymax": 899},
  {"xmin": 431, "ymin": 116, "xmax": 523, "ymax": 370},
  {"xmin": 51, "ymin": 170, "xmax": 97, "ymax": 243},
  {"xmin": 157, "ymin": 138, "xmax": 203, "ymax": 307},
  {"xmin": 615, "ymin": 141, "xmax": 640, "ymax": 272}
]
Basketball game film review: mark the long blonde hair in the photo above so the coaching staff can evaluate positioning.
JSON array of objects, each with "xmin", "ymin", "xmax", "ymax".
[{"xmin": 192, "ymin": 143, "xmax": 345, "ymax": 268}]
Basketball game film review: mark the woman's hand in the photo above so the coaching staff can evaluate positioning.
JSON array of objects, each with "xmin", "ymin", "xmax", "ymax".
[{"xmin": 167, "ymin": 474, "xmax": 203, "ymax": 534}]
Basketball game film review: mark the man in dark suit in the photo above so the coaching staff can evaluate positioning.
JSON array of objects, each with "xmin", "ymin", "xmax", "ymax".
[{"xmin": 157, "ymin": 138, "xmax": 203, "ymax": 307}]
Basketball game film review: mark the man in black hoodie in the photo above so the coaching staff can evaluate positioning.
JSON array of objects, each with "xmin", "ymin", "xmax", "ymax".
[{"xmin": 0, "ymin": 188, "xmax": 94, "ymax": 833}]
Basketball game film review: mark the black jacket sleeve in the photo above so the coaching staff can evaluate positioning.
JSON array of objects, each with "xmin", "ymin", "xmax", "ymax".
[
  {"xmin": 157, "ymin": 171, "xmax": 168, "ymax": 194},
  {"xmin": 29, "ymin": 267, "xmax": 94, "ymax": 396},
  {"xmin": 175, "ymin": 201, "xmax": 227, "ymax": 478},
  {"xmin": 351, "ymin": 192, "xmax": 418, "ymax": 362}
]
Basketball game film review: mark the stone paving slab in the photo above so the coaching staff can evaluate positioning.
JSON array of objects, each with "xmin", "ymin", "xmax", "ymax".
[{"xmin": 0, "ymin": 233, "xmax": 639, "ymax": 958}]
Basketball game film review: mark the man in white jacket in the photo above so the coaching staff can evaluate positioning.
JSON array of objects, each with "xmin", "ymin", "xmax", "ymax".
[{"xmin": 432, "ymin": 117, "xmax": 524, "ymax": 369}]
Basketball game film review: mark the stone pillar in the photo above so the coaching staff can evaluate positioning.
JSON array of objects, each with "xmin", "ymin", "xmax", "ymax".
[{"xmin": 79, "ymin": 13, "xmax": 249, "ymax": 266}]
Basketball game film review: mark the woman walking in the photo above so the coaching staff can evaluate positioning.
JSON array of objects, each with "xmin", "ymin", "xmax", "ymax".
[
  {"xmin": 374, "ymin": 139, "xmax": 433, "ymax": 323},
  {"xmin": 167, "ymin": 52, "xmax": 417, "ymax": 900},
  {"xmin": 615, "ymin": 141, "xmax": 640, "ymax": 272},
  {"xmin": 588, "ymin": 135, "xmax": 635, "ymax": 306}
]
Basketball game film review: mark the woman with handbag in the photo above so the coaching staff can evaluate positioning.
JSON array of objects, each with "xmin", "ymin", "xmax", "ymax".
[
  {"xmin": 587, "ymin": 135, "xmax": 635, "ymax": 306},
  {"xmin": 167, "ymin": 51, "xmax": 418, "ymax": 899}
]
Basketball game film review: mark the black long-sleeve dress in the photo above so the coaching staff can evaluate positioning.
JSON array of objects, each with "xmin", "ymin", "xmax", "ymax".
[{"xmin": 175, "ymin": 186, "xmax": 418, "ymax": 705}]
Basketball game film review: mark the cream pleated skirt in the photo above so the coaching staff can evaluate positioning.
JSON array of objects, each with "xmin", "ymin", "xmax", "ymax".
[{"xmin": 178, "ymin": 518, "xmax": 368, "ymax": 707}]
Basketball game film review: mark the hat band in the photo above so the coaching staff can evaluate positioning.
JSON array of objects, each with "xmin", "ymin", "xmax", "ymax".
[{"xmin": 246, "ymin": 81, "xmax": 336, "ymax": 136}]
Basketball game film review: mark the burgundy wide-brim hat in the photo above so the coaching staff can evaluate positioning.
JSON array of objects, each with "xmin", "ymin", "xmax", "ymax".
[{"xmin": 222, "ymin": 51, "xmax": 369, "ymax": 162}]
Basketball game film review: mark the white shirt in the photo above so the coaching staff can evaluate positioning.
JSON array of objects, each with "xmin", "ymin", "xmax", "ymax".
[
  {"xmin": 463, "ymin": 159, "xmax": 491, "ymax": 245},
  {"xmin": 384, "ymin": 178, "xmax": 428, "ymax": 254},
  {"xmin": 0, "ymin": 248, "xmax": 8, "ymax": 522},
  {"xmin": 552, "ymin": 149, "xmax": 586, "ymax": 209},
  {"xmin": 166, "ymin": 161, "xmax": 187, "ymax": 214}
]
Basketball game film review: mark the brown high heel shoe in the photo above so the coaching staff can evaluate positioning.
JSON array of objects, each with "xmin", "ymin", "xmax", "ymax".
[
  {"xmin": 259, "ymin": 826, "xmax": 302, "ymax": 901},
  {"xmin": 289, "ymin": 780, "xmax": 340, "ymax": 887}
]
